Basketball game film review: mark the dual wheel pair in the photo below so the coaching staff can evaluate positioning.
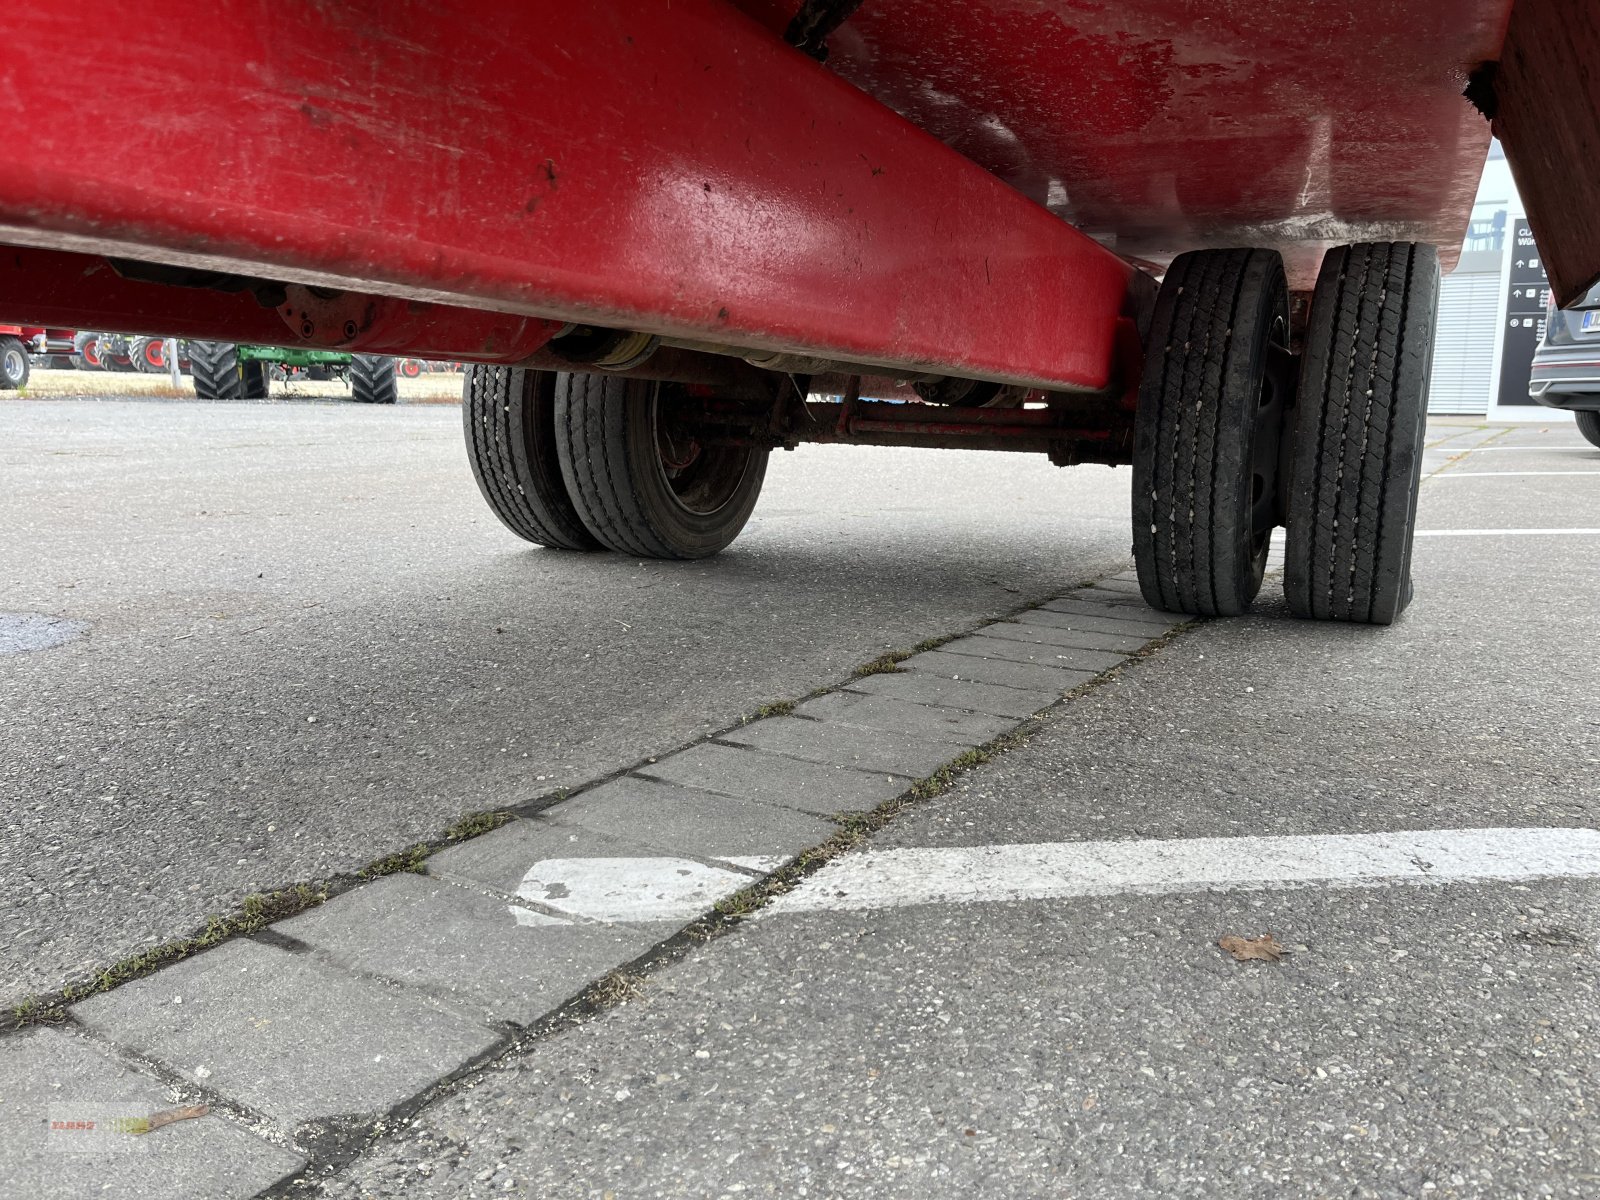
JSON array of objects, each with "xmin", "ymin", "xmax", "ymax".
[
  {"xmin": 1133, "ymin": 241, "xmax": 1440, "ymax": 625},
  {"xmin": 464, "ymin": 368, "xmax": 769, "ymax": 557}
]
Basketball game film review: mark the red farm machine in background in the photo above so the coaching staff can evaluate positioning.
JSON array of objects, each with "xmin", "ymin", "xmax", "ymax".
[
  {"xmin": 0, "ymin": 1, "xmax": 1594, "ymax": 623},
  {"xmin": 0, "ymin": 326, "xmax": 76, "ymax": 387}
]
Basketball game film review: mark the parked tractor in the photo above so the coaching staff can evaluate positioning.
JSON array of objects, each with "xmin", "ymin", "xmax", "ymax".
[{"xmin": 188, "ymin": 342, "xmax": 397, "ymax": 403}]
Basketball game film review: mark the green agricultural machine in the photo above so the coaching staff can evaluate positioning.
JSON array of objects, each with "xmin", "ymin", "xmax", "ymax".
[{"xmin": 188, "ymin": 342, "xmax": 397, "ymax": 403}]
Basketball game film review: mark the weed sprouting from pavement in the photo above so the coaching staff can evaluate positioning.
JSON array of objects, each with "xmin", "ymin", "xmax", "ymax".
[
  {"xmin": 753, "ymin": 700, "xmax": 795, "ymax": 720},
  {"xmin": 358, "ymin": 844, "xmax": 430, "ymax": 879}
]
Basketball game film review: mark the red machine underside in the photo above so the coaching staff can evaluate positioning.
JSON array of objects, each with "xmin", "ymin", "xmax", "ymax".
[
  {"xmin": 737, "ymin": 0, "xmax": 1507, "ymax": 291},
  {"xmin": 2, "ymin": 1, "xmax": 1577, "ymax": 386}
]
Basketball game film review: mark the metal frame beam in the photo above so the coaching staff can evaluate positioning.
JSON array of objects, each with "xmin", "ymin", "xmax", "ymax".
[{"xmin": 0, "ymin": 1, "xmax": 1143, "ymax": 390}]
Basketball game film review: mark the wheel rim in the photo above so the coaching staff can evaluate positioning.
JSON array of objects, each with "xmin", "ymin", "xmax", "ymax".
[
  {"xmin": 144, "ymin": 341, "xmax": 165, "ymax": 368},
  {"xmin": 650, "ymin": 388, "xmax": 755, "ymax": 517},
  {"xmin": 3, "ymin": 347, "xmax": 23, "ymax": 380},
  {"xmin": 83, "ymin": 341, "xmax": 102, "ymax": 367}
]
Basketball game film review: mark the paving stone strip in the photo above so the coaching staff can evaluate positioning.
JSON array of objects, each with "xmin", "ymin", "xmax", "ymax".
[{"xmin": 0, "ymin": 573, "xmax": 1191, "ymax": 1198}]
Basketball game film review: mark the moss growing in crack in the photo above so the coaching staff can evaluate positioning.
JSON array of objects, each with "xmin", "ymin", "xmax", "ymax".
[
  {"xmin": 753, "ymin": 700, "xmax": 795, "ymax": 720},
  {"xmin": 853, "ymin": 653, "xmax": 908, "ymax": 678},
  {"xmin": 442, "ymin": 810, "xmax": 514, "ymax": 842},
  {"xmin": 911, "ymin": 635, "xmax": 953, "ymax": 654}
]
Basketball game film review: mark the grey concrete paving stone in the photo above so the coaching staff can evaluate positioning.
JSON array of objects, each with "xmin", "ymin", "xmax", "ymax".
[
  {"xmin": 1037, "ymin": 595, "xmax": 1173, "ymax": 622},
  {"xmin": 71, "ymin": 939, "xmax": 500, "ymax": 1131},
  {"xmin": 720, "ymin": 716, "xmax": 964, "ymax": 779},
  {"xmin": 898, "ymin": 649, "xmax": 1096, "ymax": 694},
  {"xmin": 1088, "ymin": 575, "xmax": 1143, "ymax": 592},
  {"xmin": 794, "ymin": 690, "xmax": 1013, "ymax": 745},
  {"xmin": 637, "ymin": 742, "xmax": 911, "ymax": 816},
  {"xmin": 277, "ymin": 873, "xmax": 665, "ymax": 1026},
  {"xmin": 978, "ymin": 619, "xmax": 1151, "ymax": 654},
  {"xmin": 0, "ymin": 1026, "xmax": 302, "ymax": 1200},
  {"xmin": 937, "ymin": 633, "xmax": 1126, "ymax": 673},
  {"xmin": 842, "ymin": 670, "xmax": 1059, "ymax": 720},
  {"xmin": 428, "ymin": 818, "xmax": 660, "ymax": 899},
  {"xmin": 1010, "ymin": 606, "xmax": 1177, "ymax": 638},
  {"xmin": 1062, "ymin": 588, "xmax": 1171, "ymax": 613},
  {"xmin": 541, "ymin": 774, "xmax": 838, "ymax": 864}
]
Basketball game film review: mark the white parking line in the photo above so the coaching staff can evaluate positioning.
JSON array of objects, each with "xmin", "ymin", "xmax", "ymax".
[
  {"xmin": 1446, "ymin": 445, "xmax": 1596, "ymax": 453},
  {"xmin": 766, "ymin": 827, "xmax": 1600, "ymax": 914},
  {"xmin": 1429, "ymin": 471, "xmax": 1600, "ymax": 478},
  {"xmin": 1413, "ymin": 528, "xmax": 1600, "ymax": 537}
]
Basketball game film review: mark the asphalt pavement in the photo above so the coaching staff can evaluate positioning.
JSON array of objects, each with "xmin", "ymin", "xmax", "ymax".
[
  {"xmin": 318, "ymin": 420, "xmax": 1600, "ymax": 1199},
  {"xmin": 4, "ymin": 398, "xmax": 1597, "ymax": 1199},
  {"xmin": 1, "ymin": 397, "xmax": 1131, "ymax": 1005}
]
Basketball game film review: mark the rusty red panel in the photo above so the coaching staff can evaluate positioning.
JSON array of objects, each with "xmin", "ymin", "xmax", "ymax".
[
  {"xmin": 735, "ymin": 0, "xmax": 1509, "ymax": 289},
  {"xmin": 0, "ymin": 1, "xmax": 1141, "ymax": 391}
]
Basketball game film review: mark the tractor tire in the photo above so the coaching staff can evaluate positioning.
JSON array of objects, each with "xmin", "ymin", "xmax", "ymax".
[
  {"xmin": 1132, "ymin": 247, "xmax": 1292, "ymax": 617},
  {"xmin": 73, "ymin": 333, "xmax": 105, "ymax": 371},
  {"xmin": 1575, "ymin": 410, "xmax": 1600, "ymax": 449},
  {"xmin": 463, "ymin": 365, "xmax": 600, "ymax": 550},
  {"xmin": 1284, "ymin": 243, "xmax": 1439, "ymax": 626},
  {"xmin": 189, "ymin": 341, "xmax": 269, "ymax": 400},
  {"xmin": 553, "ymin": 372, "xmax": 768, "ymax": 559},
  {"xmin": 350, "ymin": 354, "xmax": 398, "ymax": 404},
  {"xmin": 129, "ymin": 337, "xmax": 167, "ymax": 373},
  {"xmin": 0, "ymin": 336, "xmax": 30, "ymax": 389}
]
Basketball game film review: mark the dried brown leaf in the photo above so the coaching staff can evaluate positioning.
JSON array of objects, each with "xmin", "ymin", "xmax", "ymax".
[
  {"xmin": 133, "ymin": 1104, "xmax": 208, "ymax": 1135},
  {"xmin": 1218, "ymin": 933, "xmax": 1284, "ymax": 962}
]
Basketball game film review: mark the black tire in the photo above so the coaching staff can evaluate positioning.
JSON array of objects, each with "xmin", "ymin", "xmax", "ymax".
[
  {"xmin": 1576, "ymin": 410, "xmax": 1600, "ymax": 450},
  {"xmin": 189, "ymin": 341, "xmax": 269, "ymax": 400},
  {"xmin": 350, "ymin": 354, "xmax": 398, "ymax": 404},
  {"xmin": 1284, "ymin": 243, "xmax": 1440, "ymax": 626},
  {"xmin": 0, "ymin": 336, "xmax": 29, "ymax": 389},
  {"xmin": 554, "ymin": 372, "xmax": 768, "ymax": 559},
  {"xmin": 463, "ymin": 365, "xmax": 599, "ymax": 550},
  {"xmin": 1132, "ymin": 248, "xmax": 1291, "ymax": 616}
]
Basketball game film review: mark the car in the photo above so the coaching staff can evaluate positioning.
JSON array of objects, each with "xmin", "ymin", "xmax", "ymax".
[{"xmin": 1530, "ymin": 283, "xmax": 1600, "ymax": 448}]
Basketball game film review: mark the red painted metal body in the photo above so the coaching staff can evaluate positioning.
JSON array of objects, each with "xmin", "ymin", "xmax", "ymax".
[
  {"xmin": 0, "ymin": 1, "xmax": 1526, "ymax": 394},
  {"xmin": 0, "ymin": 1, "xmax": 1141, "ymax": 391},
  {"xmin": 735, "ymin": 0, "xmax": 1506, "ymax": 291}
]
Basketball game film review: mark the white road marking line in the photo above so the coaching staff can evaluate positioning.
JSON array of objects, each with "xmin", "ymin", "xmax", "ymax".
[
  {"xmin": 765, "ymin": 827, "xmax": 1600, "ymax": 914},
  {"xmin": 1446, "ymin": 445, "xmax": 1596, "ymax": 452},
  {"xmin": 507, "ymin": 905, "xmax": 573, "ymax": 928},
  {"xmin": 1413, "ymin": 528, "xmax": 1600, "ymax": 537},
  {"xmin": 516, "ymin": 856, "xmax": 750, "ymax": 923},
  {"xmin": 1428, "ymin": 470, "xmax": 1600, "ymax": 478}
]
